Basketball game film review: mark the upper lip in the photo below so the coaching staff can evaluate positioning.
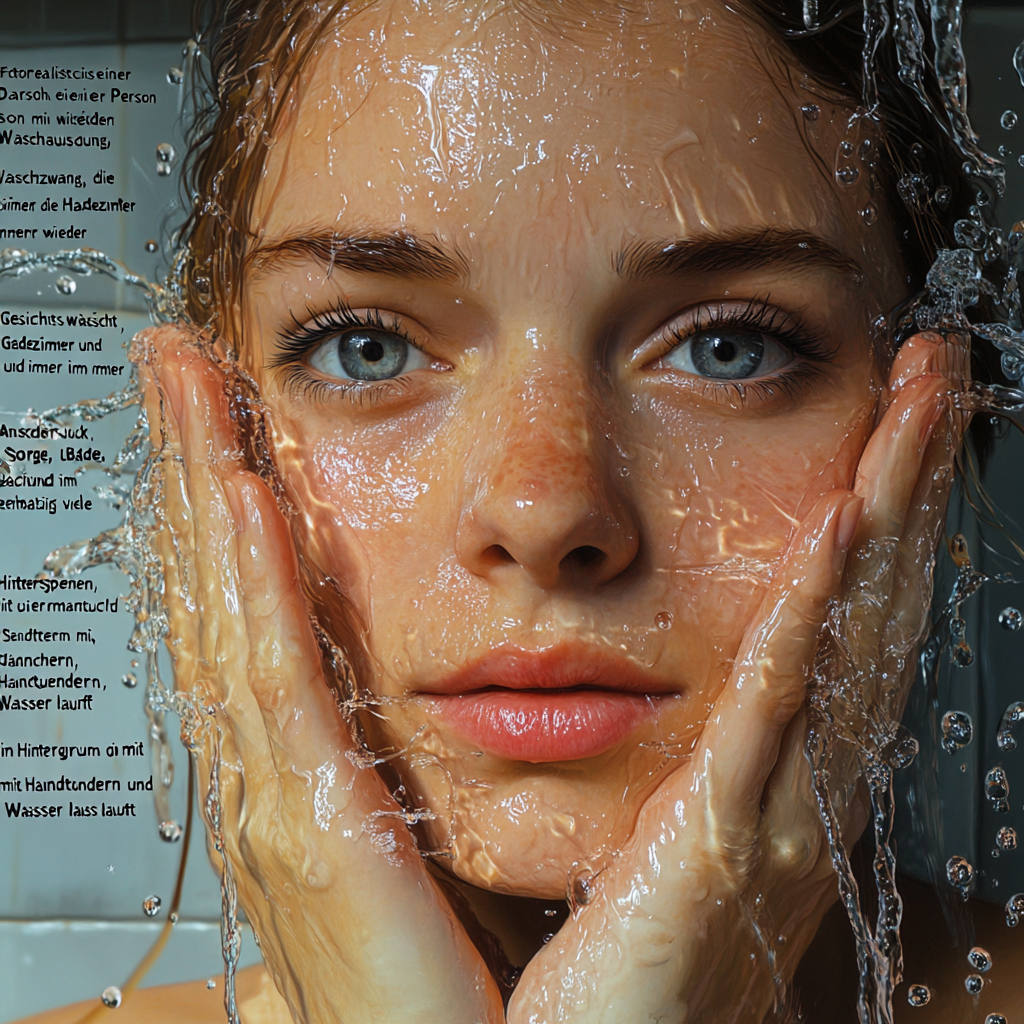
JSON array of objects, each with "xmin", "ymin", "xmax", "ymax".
[{"xmin": 414, "ymin": 643, "xmax": 679, "ymax": 696}]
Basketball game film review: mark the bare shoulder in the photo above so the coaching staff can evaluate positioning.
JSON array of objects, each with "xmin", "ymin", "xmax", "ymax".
[{"xmin": 13, "ymin": 965, "xmax": 292, "ymax": 1024}]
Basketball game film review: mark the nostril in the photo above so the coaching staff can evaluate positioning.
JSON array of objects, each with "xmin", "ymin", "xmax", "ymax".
[
  {"xmin": 560, "ymin": 545, "xmax": 606, "ymax": 576},
  {"xmin": 482, "ymin": 544, "xmax": 517, "ymax": 568}
]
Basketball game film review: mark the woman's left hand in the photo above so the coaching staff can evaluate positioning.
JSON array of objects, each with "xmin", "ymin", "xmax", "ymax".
[{"xmin": 507, "ymin": 331, "xmax": 965, "ymax": 1024}]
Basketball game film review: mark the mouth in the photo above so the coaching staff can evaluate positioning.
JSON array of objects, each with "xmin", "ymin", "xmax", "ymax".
[{"xmin": 416, "ymin": 644, "xmax": 676, "ymax": 763}]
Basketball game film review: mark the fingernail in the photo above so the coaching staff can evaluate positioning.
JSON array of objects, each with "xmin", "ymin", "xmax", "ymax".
[{"xmin": 837, "ymin": 496, "xmax": 864, "ymax": 551}]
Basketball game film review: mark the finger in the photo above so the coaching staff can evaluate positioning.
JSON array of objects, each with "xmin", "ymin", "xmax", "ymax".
[{"xmin": 705, "ymin": 489, "xmax": 862, "ymax": 825}]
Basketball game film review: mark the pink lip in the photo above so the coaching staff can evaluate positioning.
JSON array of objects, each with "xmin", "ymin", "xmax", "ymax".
[{"xmin": 417, "ymin": 645, "xmax": 674, "ymax": 763}]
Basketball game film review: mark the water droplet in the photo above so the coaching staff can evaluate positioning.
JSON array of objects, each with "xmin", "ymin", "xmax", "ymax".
[
  {"xmin": 144, "ymin": 239, "xmax": 159, "ymax": 253},
  {"xmin": 1005, "ymin": 892, "xmax": 1024, "ymax": 926},
  {"xmin": 997, "ymin": 826, "xmax": 1018, "ymax": 851},
  {"xmin": 965, "ymin": 973, "xmax": 984, "ymax": 995},
  {"xmin": 941, "ymin": 710, "xmax": 973, "ymax": 753},
  {"xmin": 968, "ymin": 946, "xmax": 992, "ymax": 972},
  {"xmin": 1000, "ymin": 144, "xmax": 1012, "ymax": 158},
  {"xmin": 156, "ymin": 162, "xmax": 173, "ymax": 177},
  {"xmin": 618, "ymin": 465, "xmax": 629, "ymax": 477},
  {"xmin": 839, "ymin": 140, "xmax": 854, "ymax": 157},
  {"xmin": 946, "ymin": 854, "xmax": 975, "ymax": 899},
  {"xmin": 801, "ymin": 103, "xmax": 820, "ymax": 122},
  {"xmin": 158, "ymin": 820, "xmax": 183, "ymax": 842},
  {"xmin": 986, "ymin": 766, "xmax": 1010, "ymax": 813},
  {"xmin": 898, "ymin": 173, "xmax": 929, "ymax": 209},
  {"xmin": 101, "ymin": 986, "xmax": 122, "ymax": 1008},
  {"xmin": 194, "ymin": 276, "xmax": 212, "ymax": 303},
  {"xmin": 1001, "ymin": 351, "xmax": 1024, "ymax": 381},
  {"xmin": 1002, "ymin": 110, "xmax": 1018, "ymax": 130},
  {"xmin": 655, "ymin": 611, "xmax": 673, "ymax": 631},
  {"xmin": 891, "ymin": 735, "xmax": 919, "ymax": 771},
  {"xmin": 954, "ymin": 218, "xmax": 988, "ymax": 251},
  {"xmin": 999, "ymin": 607, "xmax": 1022, "ymax": 631},
  {"xmin": 1019, "ymin": 154, "xmax": 1024, "ymax": 168},
  {"xmin": 55, "ymin": 275, "xmax": 76, "ymax": 295},
  {"xmin": 570, "ymin": 869, "xmax": 595, "ymax": 906},
  {"xmin": 206, "ymin": 979, "xmax": 216, "ymax": 990},
  {"xmin": 860, "ymin": 203, "xmax": 877, "ymax": 226},
  {"xmin": 907, "ymin": 984, "xmax": 931, "ymax": 1007},
  {"xmin": 169, "ymin": 911, "xmax": 179, "ymax": 924},
  {"xmin": 997, "ymin": 702, "xmax": 1024, "ymax": 750},
  {"xmin": 952, "ymin": 642, "xmax": 975, "ymax": 667},
  {"xmin": 985, "ymin": 1015, "xmax": 1007, "ymax": 1024},
  {"xmin": 934, "ymin": 185, "xmax": 952, "ymax": 209},
  {"xmin": 156, "ymin": 142, "xmax": 175, "ymax": 164},
  {"xmin": 142, "ymin": 894, "xmax": 161, "ymax": 917},
  {"xmin": 836, "ymin": 165, "xmax": 859, "ymax": 187},
  {"xmin": 121, "ymin": 672, "xmax": 137, "ymax": 689},
  {"xmin": 167, "ymin": 66, "xmax": 183, "ymax": 85}
]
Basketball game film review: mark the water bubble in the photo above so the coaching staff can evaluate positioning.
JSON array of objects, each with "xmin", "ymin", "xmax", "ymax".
[
  {"xmin": 206, "ymin": 979, "xmax": 216, "ymax": 990},
  {"xmin": 158, "ymin": 820, "xmax": 183, "ymax": 842},
  {"xmin": 909, "ymin": 142, "xmax": 924, "ymax": 160},
  {"xmin": 860, "ymin": 203, "xmax": 877, "ymax": 226},
  {"xmin": 965, "ymin": 973, "xmax": 984, "ymax": 995},
  {"xmin": 835, "ymin": 165, "xmax": 859, "ymax": 187},
  {"xmin": 156, "ymin": 142, "xmax": 176, "ymax": 164},
  {"xmin": 934, "ymin": 185, "xmax": 952, "ymax": 209},
  {"xmin": 986, "ymin": 766, "xmax": 1010, "ymax": 813},
  {"xmin": 167, "ymin": 66, "xmax": 183, "ymax": 85},
  {"xmin": 1006, "ymin": 892, "xmax": 1024, "ymax": 926},
  {"xmin": 997, "ymin": 702, "xmax": 1024, "ymax": 750},
  {"xmin": 142, "ymin": 894, "xmax": 162, "ymax": 917},
  {"xmin": 121, "ymin": 672, "xmax": 137, "ymax": 689},
  {"xmin": 800, "ymin": 103, "xmax": 820, "ymax": 122},
  {"xmin": 55, "ymin": 275, "xmax": 76, "ymax": 295},
  {"xmin": 941, "ymin": 710, "xmax": 973, "ymax": 753},
  {"xmin": 144, "ymin": 239, "xmax": 159, "ymax": 253},
  {"xmin": 946, "ymin": 854, "xmax": 975, "ymax": 899},
  {"xmin": 156, "ymin": 162, "xmax": 173, "ymax": 177},
  {"xmin": 999, "ymin": 607, "xmax": 1022, "ymax": 631},
  {"xmin": 997, "ymin": 826, "xmax": 1018, "ymax": 851},
  {"xmin": 906, "ymin": 984, "xmax": 931, "ymax": 1007},
  {"xmin": 655, "ymin": 611, "xmax": 673, "ymax": 630},
  {"xmin": 967, "ymin": 946, "xmax": 992, "ymax": 972},
  {"xmin": 985, "ymin": 1016, "xmax": 1007, "ymax": 1024},
  {"xmin": 101, "ymin": 986, "xmax": 122, "ymax": 1008},
  {"xmin": 1002, "ymin": 110, "xmax": 1018, "ymax": 130}
]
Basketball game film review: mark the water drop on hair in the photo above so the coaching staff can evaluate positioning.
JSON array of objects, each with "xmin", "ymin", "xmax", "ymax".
[
  {"xmin": 907, "ymin": 984, "xmax": 931, "ymax": 1007},
  {"xmin": 910, "ymin": 142, "xmax": 924, "ymax": 160},
  {"xmin": 998, "ymin": 607, "xmax": 1021, "ymax": 631},
  {"xmin": 941, "ymin": 710, "xmax": 973, "ymax": 753},
  {"xmin": 101, "ymin": 986, "xmax": 122, "ymax": 1008},
  {"xmin": 860, "ymin": 203, "xmax": 877, "ymax": 226},
  {"xmin": 840, "ymin": 140, "xmax": 854, "ymax": 157},
  {"xmin": 1002, "ymin": 110, "xmax": 1018, "ymax": 130},
  {"xmin": 997, "ymin": 826, "xmax": 1018, "ymax": 851},
  {"xmin": 934, "ymin": 185, "xmax": 952, "ymax": 209},
  {"xmin": 158, "ymin": 820, "xmax": 183, "ymax": 842},
  {"xmin": 985, "ymin": 1016, "xmax": 1008, "ymax": 1024},
  {"xmin": 55, "ymin": 275, "xmax": 76, "ymax": 295},
  {"xmin": 965, "ymin": 973, "xmax": 984, "ymax": 995},
  {"xmin": 801, "ymin": 103, "xmax": 819, "ymax": 122},
  {"xmin": 836, "ymin": 166, "xmax": 859, "ymax": 186},
  {"xmin": 968, "ymin": 946, "xmax": 992, "ymax": 972},
  {"xmin": 142, "ymin": 894, "xmax": 162, "ymax": 917}
]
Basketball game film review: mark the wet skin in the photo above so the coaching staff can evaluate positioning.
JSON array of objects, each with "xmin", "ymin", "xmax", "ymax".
[
  {"xmin": 242, "ymin": 0, "xmax": 900, "ymax": 897},
  {"xmin": 124, "ymin": 2, "xmax": 972, "ymax": 1022}
]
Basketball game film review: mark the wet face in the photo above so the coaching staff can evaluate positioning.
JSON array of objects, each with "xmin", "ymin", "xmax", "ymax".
[{"xmin": 240, "ymin": 0, "xmax": 904, "ymax": 898}]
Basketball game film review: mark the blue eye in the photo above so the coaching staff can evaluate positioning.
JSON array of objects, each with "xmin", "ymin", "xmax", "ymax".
[
  {"xmin": 663, "ymin": 329, "xmax": 792, "ymax": 380},
  {"xmin": 308, "ymin": 329, "xmax": 430, "ymax": 382}
]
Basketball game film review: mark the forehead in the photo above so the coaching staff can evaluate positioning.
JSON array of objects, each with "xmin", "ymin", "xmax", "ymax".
[{"xmin": 252, "ymin": 0, "xmax": 883, "ymax": 275}]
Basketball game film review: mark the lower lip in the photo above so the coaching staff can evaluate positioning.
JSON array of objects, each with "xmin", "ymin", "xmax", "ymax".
[{"xmin": 427, "ymin": 690, "xmax": 658, "ymax": 762}]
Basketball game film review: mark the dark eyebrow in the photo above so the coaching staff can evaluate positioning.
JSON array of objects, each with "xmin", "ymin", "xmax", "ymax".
[
  {"xmin": 615, "ymin": 228, "xmax": 862, "ymax": 281},
  {"xmin": 248, "ymin": 230, "xmax": 469, "ymax": 283}
]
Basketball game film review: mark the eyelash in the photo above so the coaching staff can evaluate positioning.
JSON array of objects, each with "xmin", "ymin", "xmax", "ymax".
[
  {"xmin": 272, "ymin": 305, "xmax": 426, "ymax": 405},
  {"xmin": 657, "ymin": 298, "xmax": 837, "ymax": 403}
]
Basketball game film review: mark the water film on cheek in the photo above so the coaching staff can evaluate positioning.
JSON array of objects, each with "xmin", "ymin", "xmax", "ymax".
[{"xmin": 6, "ymin": 2, "xmax": 1024, "ymax": 1022}]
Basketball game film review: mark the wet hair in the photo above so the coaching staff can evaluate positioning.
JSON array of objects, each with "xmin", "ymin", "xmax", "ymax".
[{"xmin": 178, "ymin": 0, "xmax": 1002, "ymax": 454}]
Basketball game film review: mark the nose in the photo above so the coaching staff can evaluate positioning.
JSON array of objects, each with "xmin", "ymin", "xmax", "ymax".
[{"xmin": 455, "ymin": 368, "xmax": 640, "ymax": 590}]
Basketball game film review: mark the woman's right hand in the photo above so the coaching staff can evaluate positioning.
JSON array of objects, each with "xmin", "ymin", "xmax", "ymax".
[{"xmin": 134, "ymin": 325, "xmax": 504, "ymax": 1024}]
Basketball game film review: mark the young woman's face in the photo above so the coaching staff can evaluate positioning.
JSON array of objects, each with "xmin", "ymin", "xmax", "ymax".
[{"xmin": 240, "ymin": 0, "xmax": 904, "ymax": 898}]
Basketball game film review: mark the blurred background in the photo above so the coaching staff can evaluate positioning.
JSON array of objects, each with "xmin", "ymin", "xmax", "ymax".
[{"xmin": 2, "ymin": 0, "xmax": 1024, "ymax": 1019}]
